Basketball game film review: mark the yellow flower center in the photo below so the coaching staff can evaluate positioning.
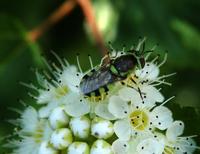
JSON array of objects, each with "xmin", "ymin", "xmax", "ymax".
[
  {"xmin": 87, "ymin": 92, "xmax": 107, "ymax": 102},
  {"xmin": 163, "ymin": 146, "xmax": 174, "ymax": 154},
  {"xmin": 129, "ymin": 109, "xmax": 149, "ymax": 131},
  {"xmin": 121, "ymin": 74, "xmax": 139, "ymax": 88},
  {"xmin": 55, "ymin": 85, "xmax": 69, "ymax": 98}
]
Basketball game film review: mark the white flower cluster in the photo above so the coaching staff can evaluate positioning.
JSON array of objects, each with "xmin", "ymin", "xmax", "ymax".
[{"xmin": 6, "ymin": 45, "xmax": 198, "ymax": 154}]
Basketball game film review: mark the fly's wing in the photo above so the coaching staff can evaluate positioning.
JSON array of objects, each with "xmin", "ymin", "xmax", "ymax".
[{"xmin": 80, "ymin": 66, "xmax": 119, "ymax": 95}]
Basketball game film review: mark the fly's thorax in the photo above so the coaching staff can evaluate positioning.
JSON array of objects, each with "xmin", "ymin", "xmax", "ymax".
[
  {"xmin": 113, "ymin": 55, "xmax": 137, "ymax": 72},
  {"xmin": 109, "ymin": 55, "xmax": 139, "ymax": 78}
]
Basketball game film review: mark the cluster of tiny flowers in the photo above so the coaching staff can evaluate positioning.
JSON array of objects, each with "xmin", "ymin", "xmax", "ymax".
[{"xmin": 6, "ymin": 42, "xmax": 199, "ymax": 154}]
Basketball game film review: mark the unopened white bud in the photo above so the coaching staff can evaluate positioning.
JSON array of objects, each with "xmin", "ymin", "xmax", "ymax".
[
  {"xmin": 50, "ymin": 128, "xmax": 73, "ymax": 150},
  {"xmin": 90, "ymin": 139, "xmax": 113, "ymax": 154},
  {"xmin": 38, "ymin": 141, "xmax": 58, "ymax": 154},
  {"xmin": 68, "ymin": 142, "xmax": 90, "ymax": 154},
  {"xmin": 91, "ymin": 117, "xmax": 114, "ymax": 139},
  {"xmin": 69, "ymin": 116, "xmax": 90, "ymax": 139},
  {"xmin": 49, "ymin": 106, "xmax": 69, "ymax": 129}
]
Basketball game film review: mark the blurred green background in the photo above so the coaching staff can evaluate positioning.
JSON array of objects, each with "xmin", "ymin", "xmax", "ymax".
[{"xmin": 0, "ymin": 0, "xmax": 200, "ymax": 153}]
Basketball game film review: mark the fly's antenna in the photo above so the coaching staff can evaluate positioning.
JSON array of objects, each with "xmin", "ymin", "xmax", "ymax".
[
  {"xmin": 88, "ymin": 54, "xmax": 94, "ymax": 69},
  {"xmin": 76, "ymin": 53, "xmax": 83, "ymax": 73}
]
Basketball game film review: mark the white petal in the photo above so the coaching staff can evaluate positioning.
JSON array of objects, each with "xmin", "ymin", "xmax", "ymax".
[
  {"xmin": 114, "ymin": 120, "xmax": 131, "ymax": 141},
  {"xmin": 108, "ymin": 96, "xmax": 129, "ymax": 119},
  {"xmin": 166, "ymin": 120, "xmax": 184, "ymax": 141},
  {"xmin": 95, "ymin": 103, "xmax": 116, "ymax": 120},
  {"xmin": 65, "ymin": 96, "xmax": 90, "ymax": 117},
  {"xmin": 136, "ymin": 138, "xmax": 164, "ymax": 154},
  {"xmin": 60, "ymin": 65, "xmax": 82, "ymax": 93},
  {"xmin": 42, "ymin": 121, "xmax": 54, "ymax": 141},
  {"xmin": 37, "ymin": 90, "xmax": 54, "ymax": 104},
  {"xmin": 181, "ymin": 138, "xmax": 196, "ymax": 154},
  {"xmin": 135, "ymin": 63, "xmax": 159, "ymax": 80},
  {"xmin": 112, "ymin": 139, "xmax": 128, "ymax": 154},
  {"xmin": 151, "ymin": 106, "xmax": 173, "ymax": 130},
  {"xmin": 20, "ymin": 106, "xmax": 38, "ymax": 132},
  {"xmin": 38, "ymin": 102, "xmax": 58, "ymax": 118},
  {"xmin": 119, "ymin": 87, "xmax": 137, "ymax": 101},
  {"xmin": 141, "ymin": 85, "xmax": 164, "ymax": 103}
]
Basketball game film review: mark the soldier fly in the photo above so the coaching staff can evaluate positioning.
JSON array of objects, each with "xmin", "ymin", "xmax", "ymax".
[{"xmin": 79, "ymin": 38, "xmax": 147, "ymax": 100}]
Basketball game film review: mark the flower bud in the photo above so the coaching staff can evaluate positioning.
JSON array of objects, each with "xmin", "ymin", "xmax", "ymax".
[
  {"xmin": 68, "ymin": 142, "xmax": 90, "ymax": 154},
  {"xmin": 50, "ymin": 128, "xmax": 73, "ymax": 150},
  {"xmin": 91, "ymin": 117, "xmax": 114, "ymax": 139},
  {"xmin": 38, "ymin": 141, "xmax": 58, "ymax": 154},
  {"xmin": 90, "ymin": 139, "xmax": 113, "ymax": 154},
  {"xmin": 69, "ymin": 116, "xmax": 90, "ymax": 139},
  {"xmin": 49, "ymin": 106, "xmax": 69, "ymax": 129}
]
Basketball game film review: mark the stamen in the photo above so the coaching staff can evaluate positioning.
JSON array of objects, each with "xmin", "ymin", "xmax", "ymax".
[
  {"xmin": 160, "ymin": 96, "xmax": 175, "ymax": 106},
  {"xmin": 134, "ymin": 122, "xmax": 143, "ymax": 129},
  {"xmin": 136, "ymin": 37, "xmax": 146, "ymax": 51},
  {"xmin": 150, "ymin": 82, "xmax": 164, "ymax": 87},
  {"xmin": 28, "ymin": 92, "xmax": 37, "ymax": 100},
  {"xmin": 122, "ymin": 44, "xmax": 126, "ymax": 52},
  {"xmin": 88, "ymin": 54, "xmax": 94, "ymax": 69},
  {"xmin": 52, "ymin": 62, "xmax": 62, "ymax": 73},
  {"xmin": 76, "ymin": 53, "xmax": 83, "ymax": 73},
  {"xmin": 163, "ymin": 146, "xmax": 174, "ymax": 154},
  {"xmin": 51, "ymin": 50, "xmax": 65, "ymax": 69},
  {"xmin": 51, "ymin": 80, "xmax": 61, "ymax": 87},
  {"xmin": 43, "ymin": 70, "xmax": 53, "ymax": 80},
  {"xmin": 19, "ymin": 82, "xmax": 38, "ymax": 91},
  {"xmin": 179, "ymin": 143, "xmax": 200, "ymax": 150},
  {"xmin": 18, "ymin": 99, "xmax": 26, "ymax": 107},
  {"xmin": 151, "ymin": 55, "xmax": 159, "ymax": 63},
  {"xmin": 63, "ymin": 58, "xmax": 70, "ymax": 66},
  {"xmin": 156, "ymin": 72, "xmax": 177, "ymax": 80},
  {"xmin": 42, "ymin": 58, "xmax": 56, "ymax": 79},
  {"xmin": 178, "ymin": 135, "xmax": 198, "ymax": 139},
  {"xmin": 158, "ymin": 52, "xmax": 168, "ymax": 67},
  {"xmin": 144, "ymin": 44, "xmax": 158, "ymax": 60},
  {"xmin": 152, "ymin": 80, "xmax": 172, "ymax": 86},
  {"xmin": 8, "ymin": 107, "xmax": 22, "ymax": 114}
]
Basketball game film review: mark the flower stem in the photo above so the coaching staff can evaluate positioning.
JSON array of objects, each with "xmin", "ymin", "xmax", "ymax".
[
  {"xmin": 27, "ymin": 0, "xmax": 76, "ymax": 42},
  {"xmin": 77, "ymin": 0, "xmax": 107, "ymax": 56}
]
